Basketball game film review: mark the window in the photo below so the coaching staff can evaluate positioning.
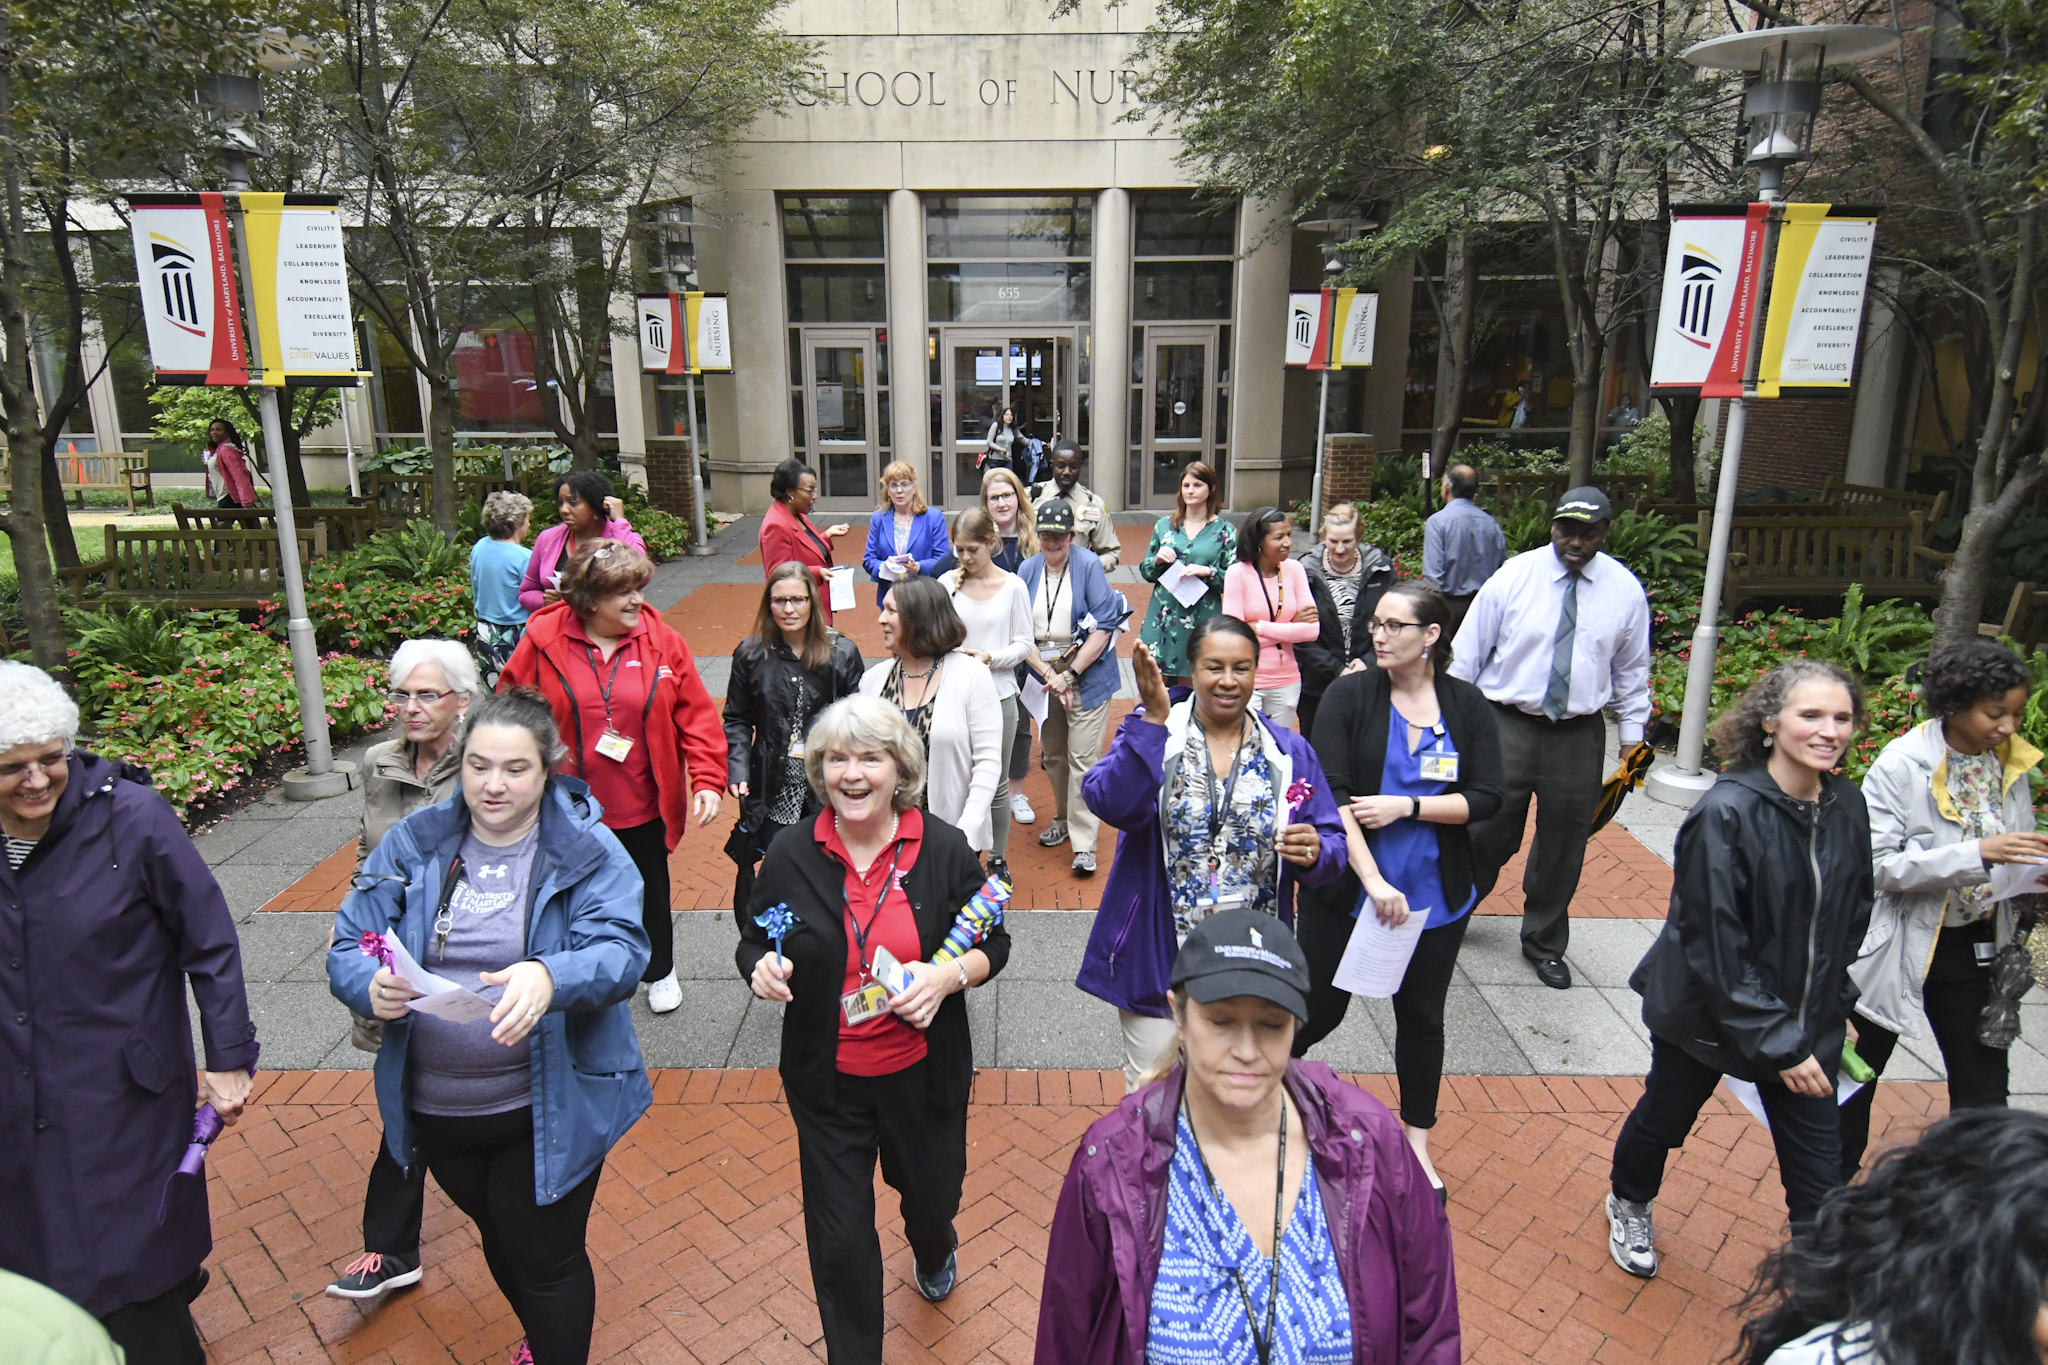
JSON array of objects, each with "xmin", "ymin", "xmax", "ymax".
[
  {"xmin": 1129, "ymin": 195, "xmax": 1239, "ymax": 503},
  {"xmin": 780, "ymin": 196, "xmax": 889, "ymax": 485},
  {"xmin": 783, "ymin": 195, "xmax": 887, "ymax": 324},
  {"xmin": 1132, "ymin": 193, "xmax": 1235, "ymax": 322},
  {"xmin": 925, "ymin": 195, "xmax": 1092, "ymax": 324}
]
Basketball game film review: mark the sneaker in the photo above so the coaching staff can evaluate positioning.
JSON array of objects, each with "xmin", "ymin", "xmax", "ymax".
[
  {"xmin": 913, "ymin": 1249, "xmax": 958, "ymax": 1303},
  {"xmin": 647, "ymin": 972, "xmax": 683, "ymax": 1015},
  {"xmin": 986, "ymin": 855, "xmax": 1012, "ymax": 887},
  {"xmin": 1038, "ymin": 822, "xmax": 1069, "ymax": 848},
  {"xmin": 326, "ymin": 1251, "xmax": 422, "ymax": 1301},
  {"xmin": 508, "ymin": 1340, "xmax": 534, "ymax": 1365},
  {"xmin": 1011, "ymin": 792, "xmax": 1036, "ymax": 824},
  {"xmin": 1072, "ymin": 851, "xmax": 1096, "ymax": 876},
  {"xmin": 1606, "ymin": 1193, "xmax": 1658, "ymax": 1278}
]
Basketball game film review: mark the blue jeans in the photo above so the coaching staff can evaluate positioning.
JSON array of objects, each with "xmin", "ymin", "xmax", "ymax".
[{"xmin": 1612, "ymin": 1033, "xmax": 1843, "ymax": 1228}]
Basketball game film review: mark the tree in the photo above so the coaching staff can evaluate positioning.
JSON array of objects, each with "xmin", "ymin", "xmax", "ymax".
[{"xmin": 148, "ymin": 384, "xmax": 342, "ymax": 505}]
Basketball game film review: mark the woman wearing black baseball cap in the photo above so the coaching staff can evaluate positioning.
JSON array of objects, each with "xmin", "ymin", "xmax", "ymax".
[{"xmin": 1036, "ymin": 909, "xmax": 1460, "ymax": 1364}]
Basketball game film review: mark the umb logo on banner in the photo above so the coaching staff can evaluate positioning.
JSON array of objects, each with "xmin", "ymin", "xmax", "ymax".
[
  {"xmin": 639, "ymin": 293, "xmax": 733, "ymax": 374},
  {"xmin": 638, "ymin": 294, "xmax": 685, "ymax": 373},
  {"xmin": 1650, "ymin": 209, "xmax": 1755, "ymax": 392},
  {"xmin": 128, "ymin": 194, "xmax": 247, "ymax": 385},
  {"xmin": 1285, "ymin": 291, "xmax": 1328, "ymax": 368}
]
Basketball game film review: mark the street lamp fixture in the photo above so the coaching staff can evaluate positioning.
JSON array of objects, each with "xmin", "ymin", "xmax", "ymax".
[{"xmin": 1299, "ymin": 207, "xmax": 1376, "ymax": 523}]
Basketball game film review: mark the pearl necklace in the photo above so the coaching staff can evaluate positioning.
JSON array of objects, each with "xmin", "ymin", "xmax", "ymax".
[{"xmin": 834, "ymin": 809, "xmax": 901, "ymax": 874}]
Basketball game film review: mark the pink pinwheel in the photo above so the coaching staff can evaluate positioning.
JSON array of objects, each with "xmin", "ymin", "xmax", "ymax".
[
  {"xmin": 1284, "ymin": 778, "xmax": 1315, "ymax": 820},
  {"xmin": 359, "ymin": 930, "xmax": 396, "ymax": 971}
]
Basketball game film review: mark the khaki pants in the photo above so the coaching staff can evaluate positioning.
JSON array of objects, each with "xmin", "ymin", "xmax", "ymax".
[
  {"xmin": 1119, "ymin": 1010, "xmax": 1180, "ymax": 1093},
  {"xmin": 1042, "ymin": 696, "xmax": 1111, "ymax": 854}
]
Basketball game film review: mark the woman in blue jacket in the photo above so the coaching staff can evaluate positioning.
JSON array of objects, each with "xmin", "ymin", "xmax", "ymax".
[
  {"xmin": 861, "ymin": 461, "xmax": 951, "ymax": 607},
  {"xmin": 1078, "ymin": 616, "xmax": 1346, "ymax": 1090},
  {"xmin": 329, "ymin": 687, "xmax": 651, "ymax": 1365}
]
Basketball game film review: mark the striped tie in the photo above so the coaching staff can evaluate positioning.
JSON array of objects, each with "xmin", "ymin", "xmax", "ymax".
[{"xmin": 1543, "ymin": 571, "xmax": 1578, "ymax": 722}]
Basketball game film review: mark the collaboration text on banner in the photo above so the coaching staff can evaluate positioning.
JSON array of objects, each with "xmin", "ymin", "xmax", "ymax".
[
  {"xmin": 238, "ymin": 193, "xmax": 361, "ymax": 385},
  {"xmin": 1755, "ymin": 204, "xmax": 1878, "ymax": 395},
  {"xmin": 127, "ymin": 194, "xmax": 248, "ymax": 386}
]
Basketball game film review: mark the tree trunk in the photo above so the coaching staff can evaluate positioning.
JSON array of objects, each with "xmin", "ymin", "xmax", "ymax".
[
  {"xmin": 1429, "ymin": 233, "xmax": 1475, "ymax": 480},
  {"xmin": 426, "ymin": 380, "xmax": 458, "ymax": 534},
  {"xmin": 37, "ymin": 446, "xmax": 78, "ymax": 567},
  {"xmin": 1567, "ymin": 345, "xmax": 1602, "ymax": 488},
  {"xmin": 1656, "ymin": 392, "xmax": 1699, "ymax": 504},
  {"xmin": 1933, "ymin": 458, "xmax": 2045, "ymax": 651}
]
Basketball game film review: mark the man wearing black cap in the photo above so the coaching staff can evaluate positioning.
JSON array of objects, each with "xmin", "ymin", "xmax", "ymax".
[{"xmin": 1449, "ymin": 486, "xmax": 1651, "ymax": 990}]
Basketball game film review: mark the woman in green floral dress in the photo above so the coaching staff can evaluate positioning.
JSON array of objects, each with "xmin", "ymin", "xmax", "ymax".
[{"xmin": 1138, "ymin": 461, "xmax": 1237, "ymax": 681}]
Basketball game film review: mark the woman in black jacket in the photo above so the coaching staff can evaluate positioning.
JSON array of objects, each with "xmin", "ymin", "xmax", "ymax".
[
  {"xmin": 723, "ymin": 563, "xmax": 865, "ymax": 916},
  {"xmin": 1295, "ymin": 502, "xmax": 1397, "ymax": 739},
  {"xmin": 1295, "ymin": 580, "xmax": 1503, "ymax": 1199},
  {"xmin": 1606, "ymin": 658, "xmax": 1873, "ymax": 1282},
  {"xmin": 737, "ymin": 694, "xmax": 1008, "ymax": 1364}
]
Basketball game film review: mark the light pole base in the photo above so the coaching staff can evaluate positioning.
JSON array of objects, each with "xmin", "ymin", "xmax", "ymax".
[
  {"xmin": 685, "ymin": 545, "xmax": 716, "ymax": 557},
  {"xmin": 281, "ymin": 761, "xmax": 359, "ymax": 802},
  {"xmin": 1644, "ymin": 764, "xmax": 1716, "ymax": 809}
]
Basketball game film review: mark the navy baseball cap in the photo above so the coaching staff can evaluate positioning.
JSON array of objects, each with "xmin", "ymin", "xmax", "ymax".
[
  {"xmin": 1171, "ymin": 908, "xmax": 1311, "ymax": 1022},
  {"xmin": 1037, "ymin": 498, "xmax": 1077, "ymax": 535}
]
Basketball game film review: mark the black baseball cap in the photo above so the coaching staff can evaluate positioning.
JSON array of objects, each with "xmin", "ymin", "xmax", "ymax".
[
  {"xmin": 1171, "ymin": 908, "xmax": 1311, "ymax": 1022},
  {"xmin": 1552, "ymin": 486, "xmax": 1612, "ymax": 524},
  {"xmin": 1037, "ymin": 498, "xmax": 1077, "ymax": 535}
]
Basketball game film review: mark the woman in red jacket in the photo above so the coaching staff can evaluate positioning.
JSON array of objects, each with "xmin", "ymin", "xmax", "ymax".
[
  {"xmin": 498, "ymin": 541, "xmax": 727, "ymax": 1015},
  {"xmin": 758, "ymin": 458, "xmax": 851, "ymax": 624}
]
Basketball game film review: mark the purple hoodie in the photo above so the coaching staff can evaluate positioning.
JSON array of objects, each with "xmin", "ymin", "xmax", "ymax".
[
  {"xmin": 1035, "ymin": 1059, "xmax": 1461, "ymax": 1365},
  {"xmin": 518, "ymin": 518, "xmax": 648, "ymax": 613},
  {"xmin": 1077, "ymin": 693, "xmax": 1346, "ymax": 1017}
]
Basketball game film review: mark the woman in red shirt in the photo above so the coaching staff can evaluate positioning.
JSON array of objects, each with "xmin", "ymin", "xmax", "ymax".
[
  {"xmin": 758, "ymin": 458, "xmax": 851, "ymax": 623},
  {"xmin": 206, "ymin": 418, "xmax": 257, "ymax": 508},
  {"xmin": 498, "ymin": 541, "xmax": 727, "ymax": 1016},
  {"xmin": 738, "ymin": 694, "xmax": 1007, "ymax": 1362}
]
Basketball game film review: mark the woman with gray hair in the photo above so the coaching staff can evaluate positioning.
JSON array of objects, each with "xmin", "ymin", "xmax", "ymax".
[
  {"xmin": 0, "ymin": 662, "xmax": 258, "ymax": 1364},
  {"xmin": 327, "ymin": 638, "xmax": 478, "ymax": 1303},
  {"xmin": 736, "ymin": 694, "xmax": 1009, "ymax": 1362}
]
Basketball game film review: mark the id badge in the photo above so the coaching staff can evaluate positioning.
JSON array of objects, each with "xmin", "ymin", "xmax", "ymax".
[
  {"xmin": 1976, "ymin": 940, "xmax": 1997, "ymax": 966},
  {"xmin": 788, "ymin": 733, "xmax": 807, "ymax": 761},
  {"xmin": 594, "ymin": 728, "xmax": 635, "ymax": 762},
  {"xmin": 841, "ymin": 982, "xmax": 891, "ymax": 1025},
  {"xmin": 1419, "ymin": 747, "xmax": 1459, "ymax": 782},
  {"xmin": 870, "ymin": 945, "xmax": 915, "ymax": 996}
]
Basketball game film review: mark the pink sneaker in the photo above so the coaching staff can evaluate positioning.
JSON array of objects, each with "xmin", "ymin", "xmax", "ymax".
[{"xmin": 508, "ymin": 1340, "xmax": 534, "ymax": 1365}]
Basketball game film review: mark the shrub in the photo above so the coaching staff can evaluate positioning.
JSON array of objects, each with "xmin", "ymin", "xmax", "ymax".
[
  {"xmin": 267, "ymin": 563, "xmax": 474, "ymax": 655},
  {"xmin": 353, "ymin": 519, "xmax": 470, "ymax": 582},
  {"xmin": 1356, "ymin": 499, "xmax": 1425, "ymax": 574}
]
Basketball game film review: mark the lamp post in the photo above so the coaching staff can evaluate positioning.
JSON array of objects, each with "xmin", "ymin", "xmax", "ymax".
[
  {"xmin": 1644, "ymin": 24, "xmax": 1898, "ymax": 810},
  {"xmin": 1299, "ymin": 211, "xmax": 1373, "ymax": 521}
]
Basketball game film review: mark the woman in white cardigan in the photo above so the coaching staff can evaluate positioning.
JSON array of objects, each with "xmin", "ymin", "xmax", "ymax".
[
  {"xmin": 860, "ymin": 575, "xmax": 1003, "ymax": 853},
  {"xmin": 939, "ymin": 507, "xmax": 1034, "ymax": 882}
]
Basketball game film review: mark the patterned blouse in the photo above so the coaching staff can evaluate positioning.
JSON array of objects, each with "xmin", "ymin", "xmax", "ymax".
[
  {"xmin": 1146, "ymin": 1108, "xmax": 1354, "ymax": 1365},
  {"xmin": 1165, "ymin": 719, "xmax": 1279, "ymax": 939},
  {"xmin": 1945, "ymin": 746, "xmax": 2007, "ymax": 926}
]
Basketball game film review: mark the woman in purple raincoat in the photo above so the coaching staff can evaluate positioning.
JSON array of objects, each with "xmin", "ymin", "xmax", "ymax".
[
  {"xmin": 0, "ymin": 663, "xmax": 258, "ymax": 1364},
  {"xmin": 1080, "ymin": 616, "xmax": 1345, "ymax": 1091}
]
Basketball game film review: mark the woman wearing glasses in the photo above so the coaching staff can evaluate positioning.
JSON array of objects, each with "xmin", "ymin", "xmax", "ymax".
[
  {"xmin": 1294, "ymin": 582, "xmax": 1502, "ymax": 1204},
  {"xmin": 860, "ymin": 462, "xmax": 950, "ymax": 608},
  {"xmin": 327, "ymin": 639, "xmax": 479, "ymax": 1303}
]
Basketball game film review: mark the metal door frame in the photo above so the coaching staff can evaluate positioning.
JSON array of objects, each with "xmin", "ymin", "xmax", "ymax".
[
  {"xmin": 801, "ymin": 326, "xmax": 880, "ymax": 513},
  {"xmin": 1140, "ymin": 324, "xmax": 1219, "ymax": 510},
  {"xmin": 938, "ymin": 326, "xmax": 1078, "ymax": 507}
]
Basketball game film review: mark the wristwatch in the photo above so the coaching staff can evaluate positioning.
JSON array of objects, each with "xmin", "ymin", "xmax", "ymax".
[{"xmin": 1410, "ymin": 796, "xmax": 1422, "ymax": 819}]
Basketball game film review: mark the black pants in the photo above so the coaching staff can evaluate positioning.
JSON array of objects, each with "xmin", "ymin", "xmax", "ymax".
[
  {"xmin": 730, "ymin": 818, "xmax": 795, "ymax": 923},
  {"xmin": 363, "ymin": 1129, "xmax": 426, "ymax": 1257},
  {"xmin": 1468, "ymin": 705, "xmax": 1604, "ymax": 961},
  {"xmin": 99, "ymin": 1269, "xmax": 207, "ymax": 1365},
  {"xmin": 412, "ymin": 1107, "xmax": 602, "ymax": 1365},
  {"xmin": 786, "ymin": 1061, "xmax": 966, "ymax": 1364},
  {"xmin": 612, "ymin": 818, "xmax": 673, "ymax": 981},
  {"xmin": 1295, "ymin": 899, "xmax": 1471, "ymax": 1129},
  {"xmin": 1444, "ymin": 593, "xmax": 1478, "ymax": 640},
  {"xmin": 1612, "ymin": 1034, "xmax": 1843, "ymax": 1228},
  {"xmin": 1839, "ymin": 918, "xmax": 2007, "ymax": 1180}
]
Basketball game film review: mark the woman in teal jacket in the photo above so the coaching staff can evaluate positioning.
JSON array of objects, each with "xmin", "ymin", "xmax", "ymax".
[{"xmin": 329, "ymin": 687, "xmax": 651, "ymax": 1365}]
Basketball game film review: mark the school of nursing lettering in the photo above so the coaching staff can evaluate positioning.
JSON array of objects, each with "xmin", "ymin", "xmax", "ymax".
[{"xmin": 792, "ymin": 67, "xmax": 1143, "ymax": 108}]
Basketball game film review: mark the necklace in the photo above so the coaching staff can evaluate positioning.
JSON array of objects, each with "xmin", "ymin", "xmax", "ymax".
[{"xmin": 833, "ymin": 810, "xmax": 901, "ymax": 872}]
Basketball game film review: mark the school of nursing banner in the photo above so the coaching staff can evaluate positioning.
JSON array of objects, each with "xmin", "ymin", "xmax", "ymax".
[
  {"xmin": 237, "ymin": 193, "xmax": 360, "ymax": 385},
  {"xmin": 1285, "ymin": 291, "xmax": 1329, "ymax": 368},
  {"xmin": 1649, "ymin": 205, "xmax": 1768, "ymax": 397},
  {"xmin": 128, "ymin": 194, "xmax": 248, "ymax": 385},
  {"xmin": 639, "ymin": 292, "xmax": 734, "ymax": 374},
  {"xmin": 1327, "ymin": 289, "xmax": 1378, "ymax": 369},
  {"xmin": 1755, "ymin": 204, "xmax": 1879, "ymax": 396}
]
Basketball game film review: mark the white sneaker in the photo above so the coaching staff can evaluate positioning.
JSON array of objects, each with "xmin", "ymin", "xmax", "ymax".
[
  {"xmin": 1606, "ymin": 1193, "xmax": 1658, "ymax": 1278},
  {"xmin": 1011, "ymin": 792, "xmax": 1036, "ymax": 824},
  {"xmin": 647, "ymin": 972, "xmax": 683, "ymax": 1014}
]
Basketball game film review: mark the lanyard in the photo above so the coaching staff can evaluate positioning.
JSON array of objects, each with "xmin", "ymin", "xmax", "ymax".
[
  {"xmin": 1041, "ymin": 566, "xmax": 1068, "ymax": 636},
  {"xmin": 845, "ymin": 838, "xmax": 907, "ymax": 981},
  {"xmin": 1202, "ymin": 720, "xmax": 1253, "ymax": 890},
  {"xmin": 1257, "ymin": 570, "xmax": 1283, "ymax": 623},
  {"xmin": 1182, "ymin": 1090, "xmax": 1287, "ymax": 1365},
  {"xmin": 581, "ymin": 642, "xmax": 628, "ymax": 727}
]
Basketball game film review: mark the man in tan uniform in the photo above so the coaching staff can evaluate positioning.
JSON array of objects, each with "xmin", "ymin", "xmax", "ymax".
[{"xmin": 1030, "ymin": 438, "xmax": 1119, "ymax": 571}]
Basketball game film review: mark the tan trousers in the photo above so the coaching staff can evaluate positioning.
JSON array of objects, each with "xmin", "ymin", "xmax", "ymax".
[
  {"xmin": 1119, "ymin": 1010, "xmax": 1180, "ymax": 1093},
  {"xmin": 1042, "ymin": 696, "xmax": 1111, "ymax": 854}
]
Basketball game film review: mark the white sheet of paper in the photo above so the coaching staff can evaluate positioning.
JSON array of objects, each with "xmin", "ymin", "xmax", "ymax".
[
  {"xmin": 1331, "ymin": 906, "xmax": 1429, "ymax": 999},
  {"xmin": 387, "ymin": 934, "xmax": 462, "ymax": 997},
  {"xmin": 877, "ymin": 557, "xmax": 905, "ymax": 581},
  {"xmin": 1722, "ymin": 1075, "xmax": 1865, "ymax": 1133},
  {"xmin": 827, "ymin": 566, "xmax": 855, "ymax": 611},
  {"xmin": 1159, "ymin": 559, "xmax": 1210, "ymax": 608},
  {"xmin": 1991, "ymin": 858, "xmax": 2048, "ymax": 901},
  {"xmin": 385, "ymin": 936, "xmax": 499, "ymax": 1024},
  {"xmin": 1021, "ymin": 674, "xmax": 1050, "ymax": 725}
]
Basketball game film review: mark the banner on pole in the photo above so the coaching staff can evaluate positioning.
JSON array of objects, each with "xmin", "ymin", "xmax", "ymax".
[
  {"xmin": 638, "ymin": 294, "xmax": 687, "ymax": 373},
  {"xmin": 639, "ymin": 292, "xmax": 732, "ymax": 374},
  {"xmin": 128, "ymin": 194, "xmax": 248, "ymax": 385},
  {"xmin": 238, "ymin": 193, "xmax": 361, "ymax": 385},
  {"xmin": 1649, "ymin": 206, "xmax": 1766, "ymax": 395},
  {"xmin": 1328, "ymin": 289, "xmax": 1378, "ymax": 369},
  {"xmin": 1285, "ymin": 291, "xmax": 1330, "ymax": 368},
  {"xmin": 1756, "ymin": 205, "xmax": 1878, "ymax": 396}
]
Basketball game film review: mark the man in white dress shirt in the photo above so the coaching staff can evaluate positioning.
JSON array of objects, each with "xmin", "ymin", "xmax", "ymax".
[{"xmin": 1449, "ymin": 487, "xmax": 1651, "ymax": 990}]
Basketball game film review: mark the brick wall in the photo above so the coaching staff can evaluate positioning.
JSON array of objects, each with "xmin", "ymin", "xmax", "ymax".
[
  {"xmin": 644, "ymin": 437, "xmax": 699, "ymax": 535},
  {"xmin": 1724, "ymin": 393, "xmax": 1854, "ymax": 493},
  {"xmin": 1321, "ymin": 433, "xmax": 1375, "ymax": 512}
]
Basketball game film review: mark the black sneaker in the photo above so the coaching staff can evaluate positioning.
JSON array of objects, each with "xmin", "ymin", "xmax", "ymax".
[
  {"xmin": 326, "ymin": 1251, "xmax": 422, "ymax": 1301},
  {"xmin": 913, "ymin": 1249, "xmax": 957, "ymax": 1303},
  {"xmin": 987, "ymin": 855, "xmax": 1012, "ymax": 887}
]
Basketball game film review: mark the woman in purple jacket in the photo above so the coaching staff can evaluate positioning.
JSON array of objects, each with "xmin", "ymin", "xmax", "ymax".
[
  {"xmin": 1080, "ymin": 616, "xmax": 1345, "ymax": 1091},
  {"xmin": 1036, "ymin": 909, "xmax": 1459, "ymax": 1365},
  {"xmin": 518, "ymin": 471, "xmax": 647, "ymax": 614}
]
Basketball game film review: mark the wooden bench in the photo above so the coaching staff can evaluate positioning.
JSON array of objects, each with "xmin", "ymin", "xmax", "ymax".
[
  {"xmin": 1820, "ymin": 477, "xmax": 1949, "ymax": 524},
  {"xmin": 1703, "ymin": 512, "xmax": 1942, "ymax": 604},
  {"xmin": 1977, "ymin": 582, "xmax": 2048, "ymax": 656},
  {"xmin": 174, "ymin": 504, "xmax": 382, "ymax": 555},
  {"xmin": 1480, "ymin": 470, "xmax": 1655, "ymax": 510},
  {"xmin": 1642, "ymin": 499, "xmax": 1843, "ymax": 520},
  {"xmin": 454, "ymin": 447, "xmax": 552, "ymax": 481},
  {"xmin": 65, "ymin": 524, "xmax": 327, "ymax": 609},
  {"xmin": 0, "ymin": 451, "xmax": 153, "ymax": 513},
  {"xmin": 366, "ymin": 468, "xmax": 545, "ymax": 522}
]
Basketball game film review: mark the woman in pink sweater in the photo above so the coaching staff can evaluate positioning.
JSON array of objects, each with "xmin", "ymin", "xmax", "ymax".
[
  {"xmin": 1222, "ymin": 506, "xmax": 1321, "ymax": 727},
  {"xmin": 518, "ymin": 470, "xmax": 647, "ymax": 613}
]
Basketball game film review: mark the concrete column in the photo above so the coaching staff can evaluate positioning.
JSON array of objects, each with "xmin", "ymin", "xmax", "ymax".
[
  {"xmin": 1845, "ymin": 268, "xmax": 1906, "ymax": 487},
  {"xmin": 1229, "ymin": 195, "xmax": 1290, "ymax": 508},
  {"xmin": 886, "ymin": 189, "xmax": 928, "ymax": 476},
  {"xmin": 1092, "ymin": 187, "xmax": 1132, "ymax": 509},
  {"xmin": 701, "ymin": 188, "xmax": 790, "ymax": 512},
  {"xmin": 1362, "ymin": 257, "xmax": 1414, "ymax": 460}
]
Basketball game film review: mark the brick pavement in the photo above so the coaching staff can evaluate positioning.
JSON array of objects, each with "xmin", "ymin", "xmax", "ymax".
[{"xmin": 193, "ymin": 1068, "xmax": 1951, "ymax": 1365}]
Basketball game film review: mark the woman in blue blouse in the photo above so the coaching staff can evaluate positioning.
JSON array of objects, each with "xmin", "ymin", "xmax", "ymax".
[
  {"xmin": 1295, "ymin": 580, "xmax": 1503, "ymax": 1201},
  {"xmin": 861, "ymin": 461, "xmax": 951, "ymax": 607}
]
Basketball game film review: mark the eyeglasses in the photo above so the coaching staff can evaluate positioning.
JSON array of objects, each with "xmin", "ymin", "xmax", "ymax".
[
  {"xmin": 386, "ymin": 689, "xmax": 451, "ymax": 707},
  {"xmin": 0, "ymin": 753, "xmax": 66, "ymax": 781},
  {"xmin": 770, "ymin": 596, "xmax": 811, "ymax": 609},
  {"xmin": 1365, "ymin": 619, "xmax": 1425, "ymax": 637},
  {"xmin": 886, "ymin": 480, "xmax": 916, "ymax": 491}
]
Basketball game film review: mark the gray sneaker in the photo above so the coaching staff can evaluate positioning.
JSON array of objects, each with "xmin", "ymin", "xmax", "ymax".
[
  {"xmin": 1072, "ymin": 851, "xmax": 1096, "ymax": 876},
  {"xmin": 1605, "ymin": 1193, "xmax": 1657, "ymax": 1278}
]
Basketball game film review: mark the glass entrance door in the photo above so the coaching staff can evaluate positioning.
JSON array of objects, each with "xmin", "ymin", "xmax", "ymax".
[
  {"xmin": 944, "ymin": 332, "xmax": 1070, "ymax": 505},
  {"xmin": 803, "ymin": 330, "xmax": 878, "ymax": 511},
  {"xmin": 1143, "ymin": 327, "xmax": 1217, "ymax": 509}
]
